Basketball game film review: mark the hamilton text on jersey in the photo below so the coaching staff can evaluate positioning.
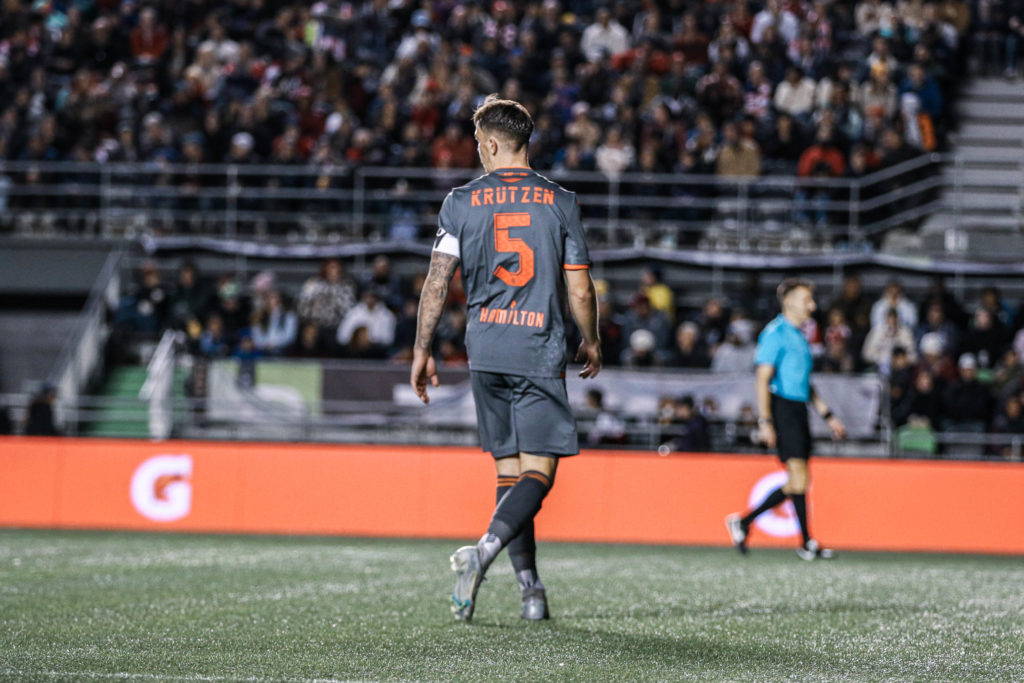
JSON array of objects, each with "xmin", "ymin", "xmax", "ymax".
[{"xmin": 478, "ymin": 300, "xmax": 546, "ymax": 329}]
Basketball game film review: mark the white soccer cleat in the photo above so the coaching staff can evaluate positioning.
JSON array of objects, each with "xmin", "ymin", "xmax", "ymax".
[
  {"xmin": 797, "ymin": 538, "xmax": 836, "ymax": 561},
  {"xmin": 450, "ymin": 545, "xmax": 483, "ymax": 621},
  {"xmin": 725, "ymin": 514, "xmax": 749, "ymax": 555}
]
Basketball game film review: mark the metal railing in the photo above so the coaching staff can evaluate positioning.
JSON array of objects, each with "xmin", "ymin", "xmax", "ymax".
[
  {"xmin": 48, "ymin": 250, "xmax": 123, "ymax": 434},
  {"xmin": 0, "ymin": 154, "xmax": 954, "ymax": 247}
]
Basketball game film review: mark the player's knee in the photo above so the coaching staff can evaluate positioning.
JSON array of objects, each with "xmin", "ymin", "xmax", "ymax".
[{"xmin": 520, "ymin": 452, "xmax": 558, "ymax": 480}]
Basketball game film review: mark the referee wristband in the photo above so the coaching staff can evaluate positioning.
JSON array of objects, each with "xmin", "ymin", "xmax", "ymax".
[{"xmin": 822, "ymin": 410, "xmax": 834, "ymax": 421}]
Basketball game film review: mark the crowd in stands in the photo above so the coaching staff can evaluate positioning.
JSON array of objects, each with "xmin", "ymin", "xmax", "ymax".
[
  {"xmin": 115, "ymin": 257, "xmax": 1024, "ymax": 455},
  {"xmin": 0, "ymin": 0, "xmax": 975, "ymax": 234}
]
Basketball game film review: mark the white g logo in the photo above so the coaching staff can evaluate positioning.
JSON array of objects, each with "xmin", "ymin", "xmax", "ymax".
[
  {"xmin": 747, "ymin": 471, "xmax": 798, "ymax": 538},
  {"xmin": 130, "ymin": 455, "xmax": 193, "ymax": 522}
]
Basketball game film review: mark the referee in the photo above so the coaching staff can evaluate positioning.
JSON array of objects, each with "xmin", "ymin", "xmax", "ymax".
[{"xmin": 726, "ymin": 278, "xmax": 846, "ymax": 560}]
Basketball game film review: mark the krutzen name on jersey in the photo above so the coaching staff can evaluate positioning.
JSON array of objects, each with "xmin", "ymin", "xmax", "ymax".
[{"xmin": 470, "ymin": 186, "xmax": 556, "ymax": 207}]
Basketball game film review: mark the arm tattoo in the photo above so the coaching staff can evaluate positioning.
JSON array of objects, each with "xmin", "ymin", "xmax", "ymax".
[{"xmin": 414, "ymin": 251, "xmax": 460, "ymax": 353}]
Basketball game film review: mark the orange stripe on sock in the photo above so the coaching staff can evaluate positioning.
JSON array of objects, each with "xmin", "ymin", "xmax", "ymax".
[{"xmin": 520, "ymin": 471, "xmax": 552, "ymax": 486}]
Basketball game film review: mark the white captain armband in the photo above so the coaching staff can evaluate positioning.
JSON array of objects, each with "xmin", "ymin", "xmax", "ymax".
[{"xmin": 433, "ymin": 228, "xmax": 460, "ymax": 258}]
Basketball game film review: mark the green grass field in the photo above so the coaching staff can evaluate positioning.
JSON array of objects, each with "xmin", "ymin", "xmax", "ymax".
[{"xmin": 1, "ymin": 530, "xmax": 1022, "ymax": 682}]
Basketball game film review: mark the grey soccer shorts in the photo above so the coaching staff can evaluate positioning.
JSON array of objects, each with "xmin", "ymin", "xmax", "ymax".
[{"xmin": 470, "ymin": 370, "xmax": 579, "ymax": 458}]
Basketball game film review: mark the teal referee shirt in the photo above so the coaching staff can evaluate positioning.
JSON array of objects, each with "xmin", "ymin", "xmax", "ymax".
[{"xmin": 754, "ymin": 314, "xmax": 812, "ymax": 402}]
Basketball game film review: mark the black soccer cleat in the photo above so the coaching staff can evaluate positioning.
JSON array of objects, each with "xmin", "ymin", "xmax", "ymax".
[{"xmin": 725, "ymin": 514, "xmax": 749, "ymax": 555}]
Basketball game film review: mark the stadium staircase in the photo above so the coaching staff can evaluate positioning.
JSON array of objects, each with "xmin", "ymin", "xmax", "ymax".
[
  {"xmin": 83, "ymin": 365, "xmax": 187, "ymax": 438},
  {"xmin": 919, "ymin": 78, "xmax": 1024, "ymax": 256}
]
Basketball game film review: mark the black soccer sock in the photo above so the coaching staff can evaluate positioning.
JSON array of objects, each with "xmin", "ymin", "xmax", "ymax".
[
  {"xmin": 791, "ymin": 493, "xmax": 811, "ymax": 545},
  {"xmin": 496, "ymin": 474, "xmax": 541, "ymax": 591},
  {"xmin": 495, "ymin": 475, "xmax": 516, "ymax": 506},
  {"xmin": 478, "ymin": 470, "xmax": 553, "ymax": 569},
  {"xmin": 741, "ymin": 487, "xmax": 788, "ymax": 527}
]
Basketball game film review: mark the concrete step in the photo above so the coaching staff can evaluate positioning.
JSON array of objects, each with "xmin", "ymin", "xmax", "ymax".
[
  {"xmin": 920, "ymin": 212, "xmax": 1023, "ymax": 233},
  {"xmin": 941, "ymin": 168, "xmax": 1024, "ymax": 187},
  {"xmin": 956, "ymin": 122, "xmax": 1024, "ymax": 139},
  {"xmin": 940, "ymin": 190, "xmax": 1021, "ymax": 210},
  {"xmin": 960, "ymin": 79, "xmax": 1024, "ymax": 97},
  {"xmin": 955, "ymin": 101, "xmax": 1024, "ymax": 120}
]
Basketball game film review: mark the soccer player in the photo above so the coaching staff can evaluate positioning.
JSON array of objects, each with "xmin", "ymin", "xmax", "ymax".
[
  {"xmin": 725, "ymin": 278, "xmax": 846, "ymax": 560},
  {"xmin": 411, "ymin": 95, "xmax": 602, "ymax": 622}
]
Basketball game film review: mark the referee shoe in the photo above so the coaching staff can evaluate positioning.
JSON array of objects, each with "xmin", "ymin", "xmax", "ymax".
[
  {"xmin": 725, "ymin": 514, "xmax": 749, "ymax": 555},
  {"xmin": 450, "ymin": 545, "xmax": 484, "ymax": 621},
  {"xmin": 797, "ymin": 539, "xmax": 836, "ymax": 561}
]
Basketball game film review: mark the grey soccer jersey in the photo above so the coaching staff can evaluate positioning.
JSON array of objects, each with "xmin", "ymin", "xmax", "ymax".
[{"xmin": 435, "ymin": 167, "xmax": 590, "ymax": 378}]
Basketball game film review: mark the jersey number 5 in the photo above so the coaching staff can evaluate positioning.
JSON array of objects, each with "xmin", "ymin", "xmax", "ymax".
[{"xmin": 493, "ymin": 212, "xmax": 534, "ymax": 287}]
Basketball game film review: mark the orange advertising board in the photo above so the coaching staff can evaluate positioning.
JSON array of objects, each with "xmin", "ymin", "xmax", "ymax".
[{"xmin": 1, "ymin": 437, "xmax": 1022, "ymax": 554}]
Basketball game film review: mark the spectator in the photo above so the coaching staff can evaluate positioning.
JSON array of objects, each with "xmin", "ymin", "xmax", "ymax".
[
  {"xmin": 640, "ymin": 267, "xmax": 675, "ymax": 322},
  {"xmin": 716, "ymin": 120, "xmax": 761, "ymax": 177},
  {"xmin": 620, "ymin": 292, "xmax": 672, "ymax": 360},
  {"xmin": 916, "ymin": 331, "xmax": 958, "ymax": 389},
  {"xmin": 870, "ymin": 279, "xmax": 919, "ymax": 330},
  {"xmin": 198, "ymin": 313, "xmax": 231, "ymax": 358},
  {"xmin": 817, "ymin": 332, "xmax": 856, "ymax": 374},
  {"xmin": 658, "ymin": 395, "xmax": 710, "ymax": 453},
  {"xmin": 581, "ymin": 7, "xmax": 630, "ymax": 62},
  {"xmin": 990, "ymin": 396, "xmax": 1024, "ymax": 458},
  {"xmin": 336, "ymin": 290, "xmax": 396, "ymax": 353},
  {"xmin": 290, "ymin": 322, "xmax": 330, "ymax": 358},
  {"xmin": 859, "ymin": 62, "xmax": 899, "ymax": 121},
  {"xmin": 1006, "ymin": 0, "xmax": 1024, "ymax": 78},
  {"xmin": 25, "ymin": 383, "xmax": 60, "ymax": 436},
  {"xmin": 595, "ymin": 280, "xmax": 624, "ymax": 368},
  {"xmin": 818, "ymin": 308, "xmax": 856, "ymax": 373},
  {"xmin": 667, "ymin": 321, "xmax": 712, "ymax": 369},
  {"xmin": 696, "ymin": 61, "xmax": 744, "ymax": 123},
  {"xmin": 130, "ymin": 7, "xmax": 168, "ymax": 62},
  {"xmin": 119, "ymin": 261, "xmax": 170, "ymax": 338},
  {"xmin": 862, "ymin": 308, "xmax": 917, "ymax": 373},
  {"xmin": 595, "ymin": 126, "xmax": 635, "ymax": 178},
  {"xmin": 298, "ymin": 259, "xmax": 357, "ymax": 341},
  {"xmin": 751, "ymin": 0, "xmax": 800, "ymax": 45},
  {"xmin": 360, "ymin": 255, "xmax": 404, "ymax": 310},
  {"xmin": 761, "ymin": 113, "xmax": 807, "ymax": 175},
  {"xmin": 993, "ymin": 348, "xmax": 1024, "ymax": 399},
  {"xmin": 623, "ymin": 328, "xmax": 659, "ymax": 367},
  {"xmin": 774, "ymin": 65, "xmax": 818, "ymax": 119},
  {"xmin": 959, "ymin": 308, "xmax": 1006, "ymax": 370},
  {"xmin": 169, "ymin": 261, "xmax": 210, "ymax": 333},
  {"xmin": 893, "ymin": 369, "xmax": 943, "ymax": 428},
  {"xmin": 856, "ymin": 0, "xmax": 896, "ymax": 36},
  {"xmin": 250, "ymin": 291, "xmax": 298, "ymax": 356},
  {"xmin": 915, "ymin": 301, "xmax": 959, "ymax": 358},
  {"xmin": 797, "ymin": 123, "xmax": 846, "ymax": 178},
  {"xmin": 584, "ymin": 389, "xmax": 627, "ymax": 446},
  {"xmin": 711, "ymin": 318, "xmax": 757, "ymax": 373},
  {"xmin": 888, "ymin": 346, "xmax": 916, "ymax": 407},
  {"xmin": 941, "ymin": 353, "xmax": 994, "ymax": 432}
]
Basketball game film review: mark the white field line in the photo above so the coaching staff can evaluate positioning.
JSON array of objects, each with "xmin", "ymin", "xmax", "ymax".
[{"xmin": 0, "ymin": 672, "xmax": 373, "ymax": 683}]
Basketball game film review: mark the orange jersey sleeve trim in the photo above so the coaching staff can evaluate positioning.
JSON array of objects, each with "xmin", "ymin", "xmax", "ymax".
[{"xmin": 563, "ymin": 264, "xmax": 590, "ymax": 270}]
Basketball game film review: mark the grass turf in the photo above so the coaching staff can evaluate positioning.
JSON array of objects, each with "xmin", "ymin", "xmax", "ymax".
[{"xmin": 1, "ymin": 530, "xmax": 1022, "ymax": 682}]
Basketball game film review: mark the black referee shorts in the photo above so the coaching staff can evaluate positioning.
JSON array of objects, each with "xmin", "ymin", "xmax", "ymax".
[{"xmin": 770, "ymin": 393, "xmax": 812, "ymax": 462}]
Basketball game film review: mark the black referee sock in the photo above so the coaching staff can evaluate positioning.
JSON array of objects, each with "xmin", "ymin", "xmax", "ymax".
[
  {"xmin": 791, "ymin": 493, "xmax": 811, "ymax": 545},
  {"xmin": 741, "ymin": 487, "xmax": 788, "ymax": 527},
  {"xmin": 495, "ymin": 475, "xmax": 541, "ymax": 591},
  {"xmin": 478, "ymin": 470, "xmax": 553, "ymax": 569}
]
